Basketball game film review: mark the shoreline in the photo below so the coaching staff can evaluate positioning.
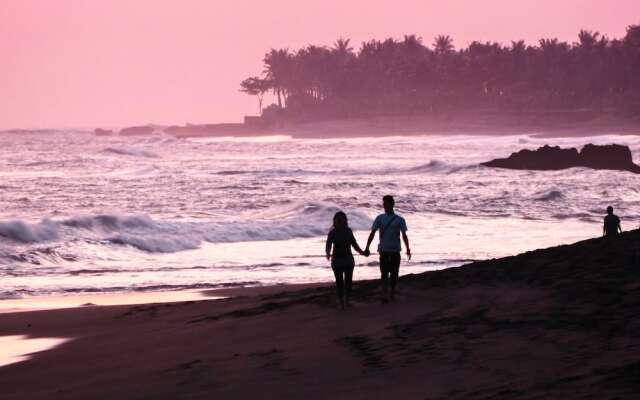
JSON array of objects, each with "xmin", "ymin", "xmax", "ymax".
[
  {"xmin": 1, "ymin": 231, "xmax": 639, "ymax": 398},
  {"xmin": 8, "ymin": 112, "xmax": 640, "ymax": 139},
  {"xmin": 0, "ymin": 282, "xmax": 332, "ymax": 314},
  {"xmin": 173, "ymin": 113, "xmax": 640, "ymax": 139}
]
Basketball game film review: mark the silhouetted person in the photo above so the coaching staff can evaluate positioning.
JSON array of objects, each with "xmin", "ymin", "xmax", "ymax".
[
  {"xmin": 603, "ymin": 206, "xmax": 622, "ymax": 237},
  {"xmin": 326, "ymin": 211, "xmax": 365, "ymax": 309},
  {"xmin": 364, "ymin": 195, "xmax": 411, "ymax": 302}
]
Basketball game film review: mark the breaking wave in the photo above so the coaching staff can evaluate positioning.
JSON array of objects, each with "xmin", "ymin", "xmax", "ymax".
[
  {"xmin": 535, "ymin": 190, "xmax": 564, "ymax": 202},
  {"xmin": 0, "ymin": 202, "xmax": 372, "ymax": 254},
  {"xmin": 0, "ymin": 219, "xmax": 59, "ymax": 243},
  {"xmin": 102, "ymin": 147, "xmax": 159, "ymax": 158}
]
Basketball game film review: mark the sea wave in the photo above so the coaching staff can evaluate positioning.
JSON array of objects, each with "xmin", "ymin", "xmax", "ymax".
[
  {"xmin": 392, "ymin": 160, "xmax": 477, "ymax": 175},
  {"xmin": 102, "ymin": 147, "xmax": 159, "ymax": 158},
  {"xmin": 534, "ymin": 190, "xmax": 564, "ymax": 202},
  {"xmin": 215, "ymin": 161, "xmax": 474, "ymax": 177},
  {"xmin": 0, "ymin": 202, "xmax": 372, "ymax": 254},
  {"xmin": 0, "ymin": 219, "xmax": 59, "ymax": 243}
]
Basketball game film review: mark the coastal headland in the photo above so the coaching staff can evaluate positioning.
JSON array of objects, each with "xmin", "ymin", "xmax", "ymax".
[{"xmin": 87, "ymin": 110, "xmax": 640, "ymax": 139}]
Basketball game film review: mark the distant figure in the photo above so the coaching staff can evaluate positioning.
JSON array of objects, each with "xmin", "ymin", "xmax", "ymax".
[
  {"xmin": 326, "ymin": 211, "xmax": 365, "ymax": 309},
  {"xmin": 364, "ymin": 195, "xmax": 411, "ymax": 302},
  {"xmin": 603, "ymin": 206, "xmax": 622, "ymax": 237}
]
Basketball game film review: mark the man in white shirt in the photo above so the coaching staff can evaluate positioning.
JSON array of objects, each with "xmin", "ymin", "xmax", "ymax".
[{"xmin": 364, "ymin": 195, "xmax": 411, "ymax": 302}]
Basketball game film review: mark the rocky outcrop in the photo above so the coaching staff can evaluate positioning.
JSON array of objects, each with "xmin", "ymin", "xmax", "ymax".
[
  {"xmin": 94, "ymin": 128, "xmax": 113, "ymax": 136},
  {"xmin": 164, "ymin": 123, "xmax": 252, "ymax": 137},
  {"xmin": 119, "ymin": 126, "xmax": 156, "ymax": 136},
  {"xmin": 579, "ymin": 144, "xmax": 640, "ymax": 172},
  {"xmin": 482, "ymin": 144, "xmax": 640, "ymax": 173}
]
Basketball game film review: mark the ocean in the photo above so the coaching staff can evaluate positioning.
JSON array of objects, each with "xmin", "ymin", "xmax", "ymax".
[{"xmin": 1, "ymin": 131, "xmax": 639, "ymax": 299}]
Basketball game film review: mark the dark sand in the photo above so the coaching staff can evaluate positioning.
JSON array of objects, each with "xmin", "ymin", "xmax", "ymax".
[{"xmin": 1, "ymin": 231, "xmax": 640, "ymax": 399}]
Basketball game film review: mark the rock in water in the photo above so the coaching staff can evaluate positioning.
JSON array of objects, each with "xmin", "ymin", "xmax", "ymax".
[
  {"xmin": 482, "ymin": 145, "xmax": 580, "ymax": 170},
  {"xmin": 119, "ymin": 126, "xmax": 155, "ymax": 136},
  {"xmin": 579, "ymin": 144, "xmax": 640, "ymax": 173},
  {"xmin": 482, "ymin": 143, "xmax": 640, "ymax": 174},
  {"xmin": 94, "ymin": 128, "xmax": 113, "ymax": 136}
]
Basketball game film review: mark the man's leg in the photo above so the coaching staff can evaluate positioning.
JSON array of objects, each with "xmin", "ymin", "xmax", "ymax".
[
  {"xmin": 389, "ymin": 252, "xmax": 401, "ymax": 301},
  {"xmin": 380, "ymin": 253, "xmax": 390, "ymax": 301}
]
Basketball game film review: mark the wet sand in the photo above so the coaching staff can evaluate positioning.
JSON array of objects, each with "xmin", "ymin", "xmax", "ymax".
[
  {"xmin": 0, "ymin": 290, "xmax": 223, "ymax": 314},
  {"xmin": 1, "ymin": 232, "xmax": 639, "ymax": 399}
]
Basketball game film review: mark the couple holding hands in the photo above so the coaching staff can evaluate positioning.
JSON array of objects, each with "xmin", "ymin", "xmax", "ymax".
[{"xmin": 325, "ymin": 195, "xmax": 411, "ymax": 308}]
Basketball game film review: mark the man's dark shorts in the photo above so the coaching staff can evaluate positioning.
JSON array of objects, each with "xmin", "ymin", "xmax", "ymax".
[{"xmin": 379, "ymin": 252, "xmax": 401, "ymax": 275}]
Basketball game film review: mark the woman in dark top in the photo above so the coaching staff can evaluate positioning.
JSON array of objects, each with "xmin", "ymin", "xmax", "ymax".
[{"xmin": 326, "ymin": 211, "xmax": 365, "ymax": 309}]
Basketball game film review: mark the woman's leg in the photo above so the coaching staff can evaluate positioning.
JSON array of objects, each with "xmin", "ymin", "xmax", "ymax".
[
  {"xmin": 344, "ymin": 267, "xmax": 354, "ymax": 303},
  {"xmin": 332, "ymin": 267, "xmax": 345, "ymax": 307}
]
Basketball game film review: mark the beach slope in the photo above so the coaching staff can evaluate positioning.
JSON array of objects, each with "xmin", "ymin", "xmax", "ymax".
[{"xmin": 1, "ymin": 231, "xmax": 640, "ymax": 399}]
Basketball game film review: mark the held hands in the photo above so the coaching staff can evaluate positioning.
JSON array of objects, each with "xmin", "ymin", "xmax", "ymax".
[{"xmin": 363, "ymin": 248, "xmax": 371, "ymax": 257}]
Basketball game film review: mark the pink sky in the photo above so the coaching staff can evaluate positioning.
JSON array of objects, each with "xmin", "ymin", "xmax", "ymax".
[{"xmin": 1, "ymin": 0, "xmax": 638, "ymax": 129}]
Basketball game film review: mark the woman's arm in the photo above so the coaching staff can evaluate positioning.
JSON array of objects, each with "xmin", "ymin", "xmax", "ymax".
[
  {"xmin": 326, "ymin": 231, "xmax": 333, "ymax": 261},
  {"xmin": 350, "ymin": 230, "xmax": 365, "ymax": 255}
]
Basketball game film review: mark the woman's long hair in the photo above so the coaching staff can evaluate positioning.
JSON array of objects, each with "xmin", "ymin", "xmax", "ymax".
[{"xmin": 332, "ymin": 211, "xmax": 348, "ymax": 231}]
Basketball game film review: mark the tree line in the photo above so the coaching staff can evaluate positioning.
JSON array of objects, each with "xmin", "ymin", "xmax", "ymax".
[{"xmin": 241, "ymin": 26, "xmax": 640, "ymax": 122}]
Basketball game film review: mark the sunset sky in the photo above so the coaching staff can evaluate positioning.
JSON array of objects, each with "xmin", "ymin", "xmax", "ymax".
[{"xmin": 1, "ymin": 0, "xmax": 639, "ymax": 129}]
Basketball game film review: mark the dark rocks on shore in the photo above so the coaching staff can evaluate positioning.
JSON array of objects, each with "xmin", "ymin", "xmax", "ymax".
[
  {"xmin": 482, "ymin": 143, "xmax": 640, "ymax": 173},
  {"xmin": 94, "ymin": 128, "xmax": 114, "ymax": 136},
  {"xmin": 111, "ymin": 123, "xmax": 258, "ymax": 138},
  {"xmin": 119, "ymin": 125, "xmax": 156, "ymax": 136},
  {"xmin": 164, "ymin": 123, "xmax": 251, "ymax": 137}
]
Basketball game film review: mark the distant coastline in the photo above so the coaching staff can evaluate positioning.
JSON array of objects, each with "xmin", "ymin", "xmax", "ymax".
[
  {"xmin": 108, "ymin": 110, "xmax": 640, "ymax": 139},
  {"xmin": 3, "ymin": 110, "xmax": 640, "ymax": 139}
]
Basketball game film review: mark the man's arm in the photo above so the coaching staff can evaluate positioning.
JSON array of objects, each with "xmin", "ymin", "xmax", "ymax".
[
  {"xmin": 364, "ymin": 229, "xmax": 376, "ymax": 256},
  {"xmin": 618, "ymin": 221, "xmax": 623, "ymax": 234},
  {"xmin": 364, "ymin": 216, "xmax": 380, "ymax": 256},
  {"xmin": 402, "ymin": 231, "xmax": 411, "ymax": 260}
]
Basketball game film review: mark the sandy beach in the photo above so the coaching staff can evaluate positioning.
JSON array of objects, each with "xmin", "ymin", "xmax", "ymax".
[{"xmin": 1, "ymin": 231, "xmax": 639, "ymax": 399}]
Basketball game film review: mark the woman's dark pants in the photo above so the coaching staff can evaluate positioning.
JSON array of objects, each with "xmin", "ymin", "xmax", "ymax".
[{"xmin": 332, "ymin": 256, "xmax": 355, "ymax": 300}]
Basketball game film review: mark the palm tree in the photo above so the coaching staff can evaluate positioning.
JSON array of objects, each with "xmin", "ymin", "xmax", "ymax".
[
  {"xmin": 623, "ymin": 25, "xmax": 640, "ymax": 48},
  {"xmin": 577, "ymin": 29, "xmax": 600, "ymax": 49},
  {"xmin": 329, "ymin": 38, "xmax": 356, "ymax": 100},
  {"xmin": 402, "ymin": 34, "xmax": 424, "ymax": 51},
  {"xmin": 623, "ymin": 25, "xmax": 640, "ymax": 94},
  {"xmin": 240, "ymin": 27, "xmax": 639, "ymax": 119},
  {"xmin": 263, "ymin": 49, "xmax": 293, "ymax": 108},
  {"xmin": 240, "ymin": 77, "xmax": 270, "ymax": 114},
  {"xmin": 510, "ymin": 40, "xmax": 527, "ymax": 55},
  {"xmin": 332, "ymin": 38, "xmax": 353, "ymax": 55},
  {"xmin": 433, "ymin": 35, "xmax": 454, "ymax": 55},
  {"xmin": 539, "ymin": 38, "xmax": 569, "ymax": 54}
]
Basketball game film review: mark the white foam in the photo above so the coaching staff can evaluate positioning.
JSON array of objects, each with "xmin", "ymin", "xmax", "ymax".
[{"xmin": 0, "ymin": 202, "xmax": 372, "ymax": 253}]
